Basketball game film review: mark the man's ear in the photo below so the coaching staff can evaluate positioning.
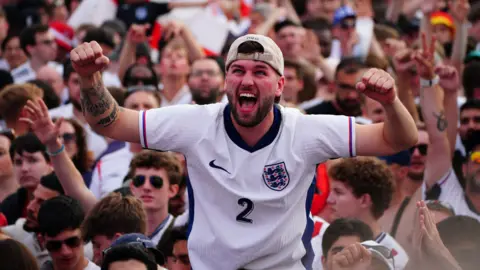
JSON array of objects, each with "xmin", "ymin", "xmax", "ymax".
[
  {"xmin": 359, "ymin": 193, "xmax": 372, "ymax": 211},
  {"xmin": 276, "ymin": 76, "xmax": 285, "ymax": 98},
  {"xmin": 169, "ymin": 184, "xmax": 179, "ymax": 199}
]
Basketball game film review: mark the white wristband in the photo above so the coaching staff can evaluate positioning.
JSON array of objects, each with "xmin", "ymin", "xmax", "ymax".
[{"xmin": 420, "ymin": 76, "xmax": 440, "ymax": 88}]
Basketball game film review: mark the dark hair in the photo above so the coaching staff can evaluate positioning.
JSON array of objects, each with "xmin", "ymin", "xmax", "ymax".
[
  {"xmin": 322, "ymin": 218, "xmax": 374, "ymax": 258},
  {"xmin": 274, "ymin": 19, "xmax": 301, "ymax": 33},
  {"xmin": 101, "ymin": 244, "xmax": 157, "ymax": 270},
  {"xmin": 10, "ymin": 133, "xmax": 49, "ymax": 162},
  {"xmin": 38, "ymin": 196, "xmax": 85, "ymax": 237},
  {"xmin": 0, "ymin": 70, "xmax": 13, "ymax": 91},
  {"xmin": 1, "ymin": 35, "xmax": 19, "ymax": 52},
  {"xmin": 0, "ymin": 239, "xmax": 39, "ymax": 270},
  {"xmin": 207, "ymin": 55, "xmax": 226, "ymax": 77},
  {"xmin": 156, "ymin": 225, "xmax": 188, "ymax": 258},
  {"xmin": 302, "ymin": 17, "xmax": 332, "ymax": 32},
  {"xmin": 237, "ymin": 41, "xmax": 265, "ymax": 54},
  {"xmin": 83, "ymin": 27, "xmax": 115, "ymax": 49},
  {"xmin": 82, "ymin": 193, "xmax": 147, "ymax": 242},
  {"xmin": 460, "ymin": 99, "xmax": 480, "ymax": 114},
  {"xmin": 462, "ymin": 61, "xmax": 480, "ymax": 100},
  {"xmin": 464, "ymin": 130, "xmax": 480, "ymax": 154},
  {"xmin": 437, "ymin": 216, "xmax": 480, "ymax": 270},
  {"xmin": 63, "ymin": 59, "xmax": 77, "ymax": 82},
  {"xmin": 108, "ymin": 86, "xmax": 126, "ymax": 106},
  {"xmin": 20, "ymin": 24, "xmax": 50, "ymax": 56},
  {"xmin": 468, "ymin": 2, "xmax": 480, "ymax": 23},
  {"xmin": 329, "ymin": 157, "xmax": 395, "ymax": 219},
  {"xmin": 129, "ymin": 150, "xmax": 183, "ymax": 186},
  {"xmin": 40, "ymin": 173, "xmax": 65, "ymax": 195},
  {"xmin": 335, "ymin": 57, "xmax": 367, "ymax": 79},
  {"xmin": 27, "ymin": 79, "xmax": 60, "ymax": 110},
  {"xmin": 284, "ymin": 59, "xmax": 304, "ymax": 79}
]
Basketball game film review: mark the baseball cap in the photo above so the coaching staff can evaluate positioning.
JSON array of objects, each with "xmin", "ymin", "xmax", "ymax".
[
  {"xmin": 108, "ymin": 233, "xmax": 165, "ymax": 265},
  {"xmin": 361, "ymin": 240, "xmax": 394, "ymax": 270},
  {"xmin": 333, "ymin": 6, "xmax": 357, "ymax": 26},
  {"xmin": 378, "ymin": 150, "xmax": 411, "ymax": 167},
  {"xmin": 226, "ymin": 34, "xmax": 284, "ymax": 76}
]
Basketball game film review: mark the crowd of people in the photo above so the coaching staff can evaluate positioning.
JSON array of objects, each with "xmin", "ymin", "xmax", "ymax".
[{"xmin": 0, "ymin": 0, "xmax": 479, "ymax": 269}]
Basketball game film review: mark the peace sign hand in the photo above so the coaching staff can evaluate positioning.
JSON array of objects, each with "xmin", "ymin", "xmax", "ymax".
[
  {"xmin": 413, "ymin": 33, "xmax": 436, "ymax": 80},
  {"xmin": 19, "ymin": 99, "xmax": 63, "ymax": 148}
]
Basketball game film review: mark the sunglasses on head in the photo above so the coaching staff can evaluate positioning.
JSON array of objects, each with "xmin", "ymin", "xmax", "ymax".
[
  {"xmin": 340, "ymin": 19, "xmax": 356, "ymax": 30},
  {"xmin": 410, "ymin": 144, "xmax": 428, "ymax": 155},
  {"xmin": 132, "ymin": 175, "xmax": 164, "ymax": 189},
  {"xmin": 45, "ymin": 236, "xmax": 82, "ymax": 252},
  {"xmin": 59, "ymin": 133, "xmax": 76, "ymax": 143}
]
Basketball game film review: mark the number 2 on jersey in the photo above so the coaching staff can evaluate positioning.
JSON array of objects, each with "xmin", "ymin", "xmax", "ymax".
[{"xmin": 236, "ymin": 198, "xmax": 254, "ymax": 223}]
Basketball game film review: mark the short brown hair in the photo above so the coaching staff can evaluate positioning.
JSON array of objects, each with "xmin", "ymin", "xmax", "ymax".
[
  {"xmin": 284, "ymin": 59, "xmax": 304, "ymax": 79},
  {"xmin": 129, "ymin": 150, "xmax": 183, "ymax": 186},
  {"xmin": 329, "ymin": 157, "xmax": 394, "ymax": 219},
  {"xmin": 81, "ymin": 193, "xmax": 147, "ymax": 242},
  {"xmin": 0, "ymin": 83, "xmax": 44, "ymax": 122},
  {"xmin": 374, "ymin": 24, "xmax": 400, "ymax": 42}
]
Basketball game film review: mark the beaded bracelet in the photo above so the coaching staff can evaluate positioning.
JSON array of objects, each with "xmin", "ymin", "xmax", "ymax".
[{"xmin": 46, "ymin": 144, "xmax": 65, "ymax": 156}]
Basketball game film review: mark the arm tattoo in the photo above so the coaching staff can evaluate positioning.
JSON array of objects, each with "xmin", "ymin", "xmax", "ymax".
[
  {"xmin": 433, "ymin": 110, "xmax": 448, "ymax": 132},
  {"xmin": 80, "ymin": 80, "xmax": 113, "ymax": 117},
  {"xmin": 96, "ymin": 102, "xmax": 119, "ymax": 127}
]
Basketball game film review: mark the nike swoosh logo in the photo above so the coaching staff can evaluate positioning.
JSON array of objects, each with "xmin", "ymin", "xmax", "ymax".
[{"xmin": 209, "ymin": 159, "xmax": 230, "ymax": 174}]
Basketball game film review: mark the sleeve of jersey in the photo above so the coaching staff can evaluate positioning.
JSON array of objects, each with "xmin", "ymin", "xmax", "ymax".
[
  {"xmin": 138, "ymin": 105, "xmax": 206, "ymax": 152},
  {"xmin": 300, "ymin": 115, "xmax": 356, "ymax": 164}
]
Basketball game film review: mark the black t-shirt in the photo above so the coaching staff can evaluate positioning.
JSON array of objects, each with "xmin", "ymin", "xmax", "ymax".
[
  {"xmin": 305, "ymin": 101, "xmax": 341, "ymax": 115},
  {"xmin": 116, "ymin": 1, "xmax": 171, "ymax": 32}
]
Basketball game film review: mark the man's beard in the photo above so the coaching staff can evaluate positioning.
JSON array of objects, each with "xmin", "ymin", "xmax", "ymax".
[
  {"xmin": 466, "ymin": 169, "xmax": 480, "ymax": 194},
  {"xmin": 408, "ymin": 171, "xmax": 424, "ymax": 182},
  {"xmin": 228, "ymin": 92, "xmax": 274, "ymax": 128},
  {"xmin": 191, "ymin": 87, "xmax": 219, "ymax": 105},
  {"xmin": 71, "ymin": 99, "xmax": 82, "ymax": 112},
  {"xmin": 337, "ymin": 97, "xmax": 362, "ymax": 116},
  {"xmin": 461, "ymin": 129, "xmax": 477, "ymax": 148}
]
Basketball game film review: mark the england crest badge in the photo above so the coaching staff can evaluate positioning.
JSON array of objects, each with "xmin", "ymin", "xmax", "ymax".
[{"xmin": 263, "ymin": 162, "xmax": 290, "ymax": 191}]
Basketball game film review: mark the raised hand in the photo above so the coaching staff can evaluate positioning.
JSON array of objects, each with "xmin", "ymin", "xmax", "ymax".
[
  {"xmin": 449, "ymin": 0, "xmax": 470, "ymax": 22},
  {"xmin": 70, "ymin": 41, "xmax": 110, "ymax": 78},
  {"xmin": 19, "ymin": 99, "xmax": 63, "ymax": 147},
  {"xmin": 384, "ymin": 38, "xmax": 407, "ymax": 58},
  {"xmin": 127, "ymin": 24, "xmax": 150, "ymax": 44},
  {"xmin": 393, "ymin": 48, "xmax": 416, "ymax": 74},
  {"xmin": 163, "ymin": 20, "xmax": 186, "ymax": 40},
  {"xmin": 329, "ymin": 243, "xmax": 372, "ymax": 270},
  {"xmin": 356, "ymin": 68, "xmax": 396, "ymax": 105},
  {"xmin": 435, "ymin": 64, "xmax": 460, "ymax": 93},
  {"xmin": 422, "ymin": 0, "xmax": 437, "ymax": 15},
  {"xmin": 413, "ymin": 33, "xmax": 436, "ymax": 80}
]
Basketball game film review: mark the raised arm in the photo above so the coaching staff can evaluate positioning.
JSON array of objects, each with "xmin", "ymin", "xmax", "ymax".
[
  {"xmin": 70, "ymin": 42, "xmax": 140, "ymax": 142},
  {"xmin": 414, "ymin": 34, "xmax": 451, "ymax": 190},
  {"xmin": 355, "ymin": 68, "xmax": 418, "ymax": 156},
  {"xmin": 19, "ymin": 99, "xmax": 98, "ymax": 213}
]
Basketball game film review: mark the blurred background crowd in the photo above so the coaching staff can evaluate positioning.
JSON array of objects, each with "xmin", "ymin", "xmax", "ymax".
[{"xmin": 0, "ymin": 0, "xmax": 479, "ymax": 269}]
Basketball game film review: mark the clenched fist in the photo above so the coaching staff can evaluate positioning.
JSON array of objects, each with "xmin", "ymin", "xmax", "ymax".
[
  {"xmin": 70, "ymin": 41, "xmax": 110, "ymax": 77},
  {"xmin": 329, "ymin": 243, "xmax": 372, "ymax": 270},
  {"xmin": 356, "ymin": 68, "xmax": 396, "ymax": 105}
]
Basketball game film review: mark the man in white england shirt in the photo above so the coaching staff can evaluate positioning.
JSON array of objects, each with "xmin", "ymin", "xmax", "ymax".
[{"xmin": 68, "ymin": 34, "xmax": 417, "ymax": 269}]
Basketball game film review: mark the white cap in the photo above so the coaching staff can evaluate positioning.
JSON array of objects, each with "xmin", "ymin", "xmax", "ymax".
[{"xmin": 226, "ymin": 34, "xmax": 284, "ymax": 76}]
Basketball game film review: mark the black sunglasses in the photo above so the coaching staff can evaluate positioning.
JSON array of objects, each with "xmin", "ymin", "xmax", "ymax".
[
  {"xmin": 132, "ymin": 175, "xmax": 164, "ymax": 189},
  {"xmin": 59, "ymin": 133, "xmax": 76, "ymax": 143},
  {"xmin": 45, "ymin": 236, "xmax": 82, "ymax": 252},
  {"xmin": 410, "ymin": 144, "xmax": 428, "ymax": 155},
  {"xmin": 127, "ymin": 77, "xmax": 157, "ymax": 87}
]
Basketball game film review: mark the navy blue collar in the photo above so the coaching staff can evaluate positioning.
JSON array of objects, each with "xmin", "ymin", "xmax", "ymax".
[
  {"xmin": 223, "ymin": 105, "xmax": 282, "ymax": 153},
  {"xmin": 149, "ymin": 214, "xmax": 171, "ymax": 239}
]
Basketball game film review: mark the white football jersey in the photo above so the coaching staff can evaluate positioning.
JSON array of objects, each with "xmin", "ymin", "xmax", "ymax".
[{"xmin": 139, "ymin": 103, "xmax": 356, "ymax": 270}]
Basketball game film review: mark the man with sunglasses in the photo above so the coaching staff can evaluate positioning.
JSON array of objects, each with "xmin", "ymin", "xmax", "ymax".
[
  {"xmin": 12, "ymin": 24, "xmax": 58, "ymax": 84},
  {"xmin": 38, "ymin": 195, "xmax": 99, "ymax": 270},
  {"xmin": 70, "ymin": 33, "xmax": 418, "ymax": 270}
]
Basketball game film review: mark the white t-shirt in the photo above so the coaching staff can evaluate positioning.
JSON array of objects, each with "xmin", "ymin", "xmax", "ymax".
[
  {"xmin": 139, "ymin": 103, "xmax": 356, "ymax": 270},
  {"xmin": 84, "ymin": 260, "xmax": 100, "ymax": 270},
  {"xmin": 159, "ymin": 84, "xmax": 192, "ymax": 107},
  {"xmin": 375, "ymin": 232, "xmax": 409, "ymax": 270},
  {"xmin": 311, "ymin": 217, "xmax": 330, "ymax": 270},
  {"xmin": 89, "ymin": 142, "xmax": 133, "ymax": 198},
  {"xmin": 422, "ymin": 169, "xmax": 480, "ymax": 221},
  {"xmin": 49, "ymin": 103, "xmax": 108, "ymax": 159}
]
